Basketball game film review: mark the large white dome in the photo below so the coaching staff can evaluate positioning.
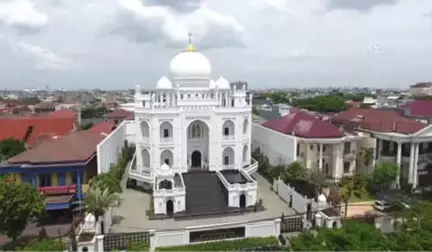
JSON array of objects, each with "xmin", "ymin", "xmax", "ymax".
[{"xmin": 169, "ymin": 47, "xmax": 212, "ymax": 80}]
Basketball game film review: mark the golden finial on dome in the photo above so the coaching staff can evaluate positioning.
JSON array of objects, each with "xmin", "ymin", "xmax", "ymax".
[{"xmin": 183, "ymin": 31, "xmax": 197, "ymax": 52}]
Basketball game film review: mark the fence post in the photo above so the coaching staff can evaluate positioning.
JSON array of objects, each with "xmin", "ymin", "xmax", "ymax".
[
  {"xmin": 274, "ymin": 218, "xmax": 281, "ymax": 237},
  {"xmin": 149, "ymin": 229, "xmax": 156, "ymax": 249},
  {"xmin": 96, "ymin": 235, "xmax": 104, "ymax": 252}
]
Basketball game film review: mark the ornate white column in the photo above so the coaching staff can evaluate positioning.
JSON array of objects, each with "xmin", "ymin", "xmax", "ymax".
[
  {"xmin": 413, "ymin": 143, "xmax": 419, "ymax": 188},
  {"xmin": 396, "ymin": 142, "xmax": 402, "ymax": 186},
  {"xmin": 408, "ymin": 142, "xmax": 415, "ymax": 184},
  {"xmin": 319, "ymin": 143, "xmax": 323, "ymax": 171}
]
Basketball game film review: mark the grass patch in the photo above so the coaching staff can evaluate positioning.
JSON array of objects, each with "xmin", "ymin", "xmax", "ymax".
[
  {"xmin": 156, "ymin": 236, "xmax": 279, "ymax": 251},
  {"xmin": 339, "ymin": 185, "xmax": 374, "ymax": 202}
]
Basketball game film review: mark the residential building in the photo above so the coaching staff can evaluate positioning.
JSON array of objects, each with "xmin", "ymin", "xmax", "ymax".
[
  {"xmin": 252, "ymin": 109, "xmax": 365, "ymax": 180},
  {"xmin": 398, "ymin": 100, "xmax": 432, "ymax": 124},
  {"xmin": 0, "ymin": 122, "xmax": 114, "ymax": 211},
  {"xmin": 105, "ymin": 109, "xmax": 134, "ymax": 125},
  {"xmin": 331, "ymin": 108, "xmax": 432, "ymax": 189},
  {"xmin": 128, "ymin": 39, "xmax": 258, "ymax": 216},
  {"xmin": 409, "ymin": 82, "xmax": 432, "ymax": 97}
]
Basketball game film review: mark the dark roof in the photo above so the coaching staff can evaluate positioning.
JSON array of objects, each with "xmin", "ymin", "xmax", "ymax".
[
  {"xmin": 262, "ymin": 110, "xmax": 344, "ymax": 138},
  {"xmin": 331, "ymin": 108, "xmax": 426, "ymax": 134},
  {"xmin": 410, "ymin": 82, "xmax": 432, "ymax": 88},
  {"xmin": 399, "ymin": 100, "xmax": 432, "ymax": 118},
  {"xmin": 6, "ymin": 130, "xmax": 105, "ymax": 165},
  {"xmin": 257, "ymin": 108, "xmax": 281, "ymax": 121},
  {"xmin": 105, "ymin": 109, "xmax": 133, "ymax": 119}
]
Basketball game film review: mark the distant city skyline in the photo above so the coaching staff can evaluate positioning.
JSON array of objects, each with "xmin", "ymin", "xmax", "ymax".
[{"xmin": 1, "ymin": 0, "xmax": 432, "ymax": 89}]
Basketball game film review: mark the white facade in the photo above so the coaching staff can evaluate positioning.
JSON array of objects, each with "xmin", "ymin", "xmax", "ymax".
[
  {"xmin": 252, "ymin": 123, "xmax": 366, "ymax": 180},
  {"xmin": 97, "ymin": 120, "xmax": 128, "ymax": 174},
  {"xmin": 128, "ymin": 40, "xmax": 257, "ymax": 215}
]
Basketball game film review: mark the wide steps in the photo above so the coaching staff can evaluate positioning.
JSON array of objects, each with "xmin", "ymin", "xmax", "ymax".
[{"xmin": 182, "ymin": 171, "xmax": 228, "ymax": 214}]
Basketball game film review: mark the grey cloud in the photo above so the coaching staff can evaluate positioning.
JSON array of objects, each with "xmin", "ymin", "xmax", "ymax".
[
  {"xmin": 326, "ymin": 0, "xmax": 398, "ymax": 11},
  {"xmin": 142, "ymin": 0, "xmax": 202, "ymax": 13}
]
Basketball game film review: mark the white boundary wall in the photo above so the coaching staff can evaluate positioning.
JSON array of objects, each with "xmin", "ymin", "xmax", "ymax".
[
  {"xmin": 252, "ymin": 123, "xmax": 297, "ymax": 165},
  {"xmin": 97, "ymin": 120, "xmax": 127, "ymax": 174},
  {"xmin": 149, "ymin": 218, "xmax": 281, "ymax": 249}
]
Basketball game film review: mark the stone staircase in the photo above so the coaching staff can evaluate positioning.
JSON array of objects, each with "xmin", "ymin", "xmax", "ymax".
[{"xmin": 182, "ymin": 171, "xmax": 229, "ymax": 215}]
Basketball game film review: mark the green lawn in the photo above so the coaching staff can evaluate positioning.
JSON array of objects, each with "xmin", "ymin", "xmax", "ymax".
[{"xmin": 339, "ymin": 185, "xmax": 375, "ymax": 203}]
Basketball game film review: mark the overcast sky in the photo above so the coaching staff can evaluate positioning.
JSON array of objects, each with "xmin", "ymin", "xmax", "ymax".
[{"xmin": 0, "ymin": 0, "xmax": 431, "ymax": 90}]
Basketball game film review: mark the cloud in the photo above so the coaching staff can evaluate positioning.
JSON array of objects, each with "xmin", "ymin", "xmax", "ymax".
[
  {"xmin": 324, "ymin": 0, "xmax": 398, "ymax": 12},
  {"xmin": 0, "ymin": 0, "xmax": 49, "ymax": 34},
  {"xmin": 107, "ymin": 0, "xmax": 245, "ymax": 49},
  {"xmin": 144, "ymin": 0, "xmax": 202, "ymax": 13},
  {"xmin": 14, "ymin": 42, "xmax": 68, "ymax": 70}
]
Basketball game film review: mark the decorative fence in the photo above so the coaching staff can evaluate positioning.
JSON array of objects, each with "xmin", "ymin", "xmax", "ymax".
[
  {"xmin": 280, "ymin": 215, "xmax": 304, "ymax": 233},
  {"xmin": 103, "ymin": 231, "xmax": 150, "ymax": 251}
]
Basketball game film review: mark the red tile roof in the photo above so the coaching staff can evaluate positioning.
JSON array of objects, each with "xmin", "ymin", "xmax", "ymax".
[
  {"xmin": 0, "ymin": 117, "xmax": 76, "ymax": 145},
  {"xmin": 49, "ymin": 110, "xmax": 77, "ymax": 118},
  {"xmin": 105, "ymin": 109, "xmax": 133, "ymax": 119},
  {"xmin": 399, "ymin": 100, "xmax": 432, "ymax": 118},
  {"xmin": 331, "ymin": 108, "xmax": 426, "ymax": 134},
  {"xmin": 88, "ymin": 121, "xmax": 115, "ymax": 135},
  {"xmin": 6, "ymin": 130, "xmax": 103, "ymax": 164},
  {"xmin": 262, "ymin": 111, "xmax": 344, "ymax": 138}
]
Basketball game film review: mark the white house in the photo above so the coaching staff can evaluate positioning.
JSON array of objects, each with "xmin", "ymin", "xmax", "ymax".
[
  {"xmin": 252, "ymin": 109, "xmax": 366, "ymax": 181},
  {"xmin": 128, "ymin": 37, "xmax": 258, "ymax": 216}
]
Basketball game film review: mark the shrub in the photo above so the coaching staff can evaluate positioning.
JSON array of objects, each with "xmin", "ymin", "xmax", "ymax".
[
  {"xmin": 19, "ymin": 239, "xmax": 66, "ymax": 251},
  {"xmin": 156, "ymin": 236, "xmax": 279, "ymax": 251}
]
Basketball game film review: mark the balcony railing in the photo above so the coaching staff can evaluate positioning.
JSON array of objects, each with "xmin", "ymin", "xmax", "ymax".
[
  {"xmin": 222, "ymin": 135, "xmax": 235, "ymax": 141},
  {"xmin": 38, "ymin": 185, "xmax": 77, "ymax": 194},
  {"xmin": 142, "ymin": 136, "xmax": 149, "ymax": 143},
  {"xmin": 160, "ymin": 137, "xmax": 173, "ymax": 143},
  {"xmin": 223, "ymin": 164, "xmax": 235, "ymax": 169}
]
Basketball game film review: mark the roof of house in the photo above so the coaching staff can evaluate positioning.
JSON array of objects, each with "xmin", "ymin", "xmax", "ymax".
[
  {"xmin": 410, "ymin": 82, "xmax": 432, "ymax": 88},
  {"xmin": 105, "ymin": 109, "xmax": 133, "ymax": 119},
  {"xmin": 331, "ymin": 108, "xmax": 426, "ymax": 134},
  {"xmin": 6, "ymin": 130, "xmax": 105, "ymax": 165},
  {"xmin": 88, "ymin": 121, "xmax": 115, "ymax": 135},
  {"xmin": 49, "ymin": 110, "xmax": 77, "ymax": 118},
  {"xmin": 262, "ymin": 110, "xmax": 344, "ymax": 138},
  {"xmin": 0, "ymin": 117, "xmax": 76, "ymax": 145},
  {"xmin": 399, "ymin": 100, "xmax": 432, "ymax": 118}
]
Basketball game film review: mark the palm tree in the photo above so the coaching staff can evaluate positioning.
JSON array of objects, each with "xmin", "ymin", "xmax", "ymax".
[
  {"xmin": 84, "ymin": 187, "xmax": 122, "ymax": 234},
  {"xmin": 360, "ymin": 147, "xmax": 375, "ymax": 170}
]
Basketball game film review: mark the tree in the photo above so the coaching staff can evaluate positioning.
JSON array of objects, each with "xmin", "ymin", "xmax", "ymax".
[
  {"xmin": 289, "ymin": 220, "xmax": 391, "ymax": 251},
  {"xmin": 84, "ymin": 187, "xmax": 122, "ymax": 234},
  {"xmin": 309, "ymin": 167, "xmax": 327, "ymax": 192},
  {"xmin": 359, "ymin": 147, "xmax": 374, "ymax": 170},
  {"xmin": 252, "ymin": 106, "xmax": 259, "ymax": 116},
  {"xmin": 281, "ymin": 162, "xmax": 308, "ymax": 182},
  {"xmin": 0, "ymin": 138, "xmax": 26, "ymax": 161},
  {"xmin": 369, "ymin": 161, "xmax": 398, "ymax": 192},
  {"xmin": 0, "ymin": 175, "xmax": 45, "ymax": 243},
  {"xmin": 80, "ymin": 122, "xmax": 94, "ymax": 130},
  {"xmin": 291, "ymin": 95, "xmax": 348, "ymax": 113}
]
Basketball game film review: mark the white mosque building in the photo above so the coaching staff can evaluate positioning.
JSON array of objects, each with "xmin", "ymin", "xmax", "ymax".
[{"xmin": 129, "ymin": 34, "xmax": 259, "ymax": 217}]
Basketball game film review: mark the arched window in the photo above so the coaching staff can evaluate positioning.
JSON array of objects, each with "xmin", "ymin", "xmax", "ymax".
[{"xmin": 191, "ymin": 123, "xmax": 201, "ymax": 138}]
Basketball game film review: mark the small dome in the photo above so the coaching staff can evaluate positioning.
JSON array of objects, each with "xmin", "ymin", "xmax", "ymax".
[
  {"xmin": 318, "ymin": 193, "xmax": 327, "ymax": 204},
  {"xmin": 169, "ymin": 49, "xmax": 212, "ymax": 80},
  {"xmin": 216, "ymin": 76, "xmax": 230, "ymax": 89},
  {"xmin": 156, "ymin": 76, "xmax": 173, "ymax": 89},
  {"xmin": 157, "ymin": 163, "xmax": 173, "ymax": 177},
  {"xmin": 209, "ymin": 79, "xmax": 217, "ymax": 89}
]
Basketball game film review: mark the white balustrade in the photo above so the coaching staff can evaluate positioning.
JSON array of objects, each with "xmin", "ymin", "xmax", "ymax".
[
  {"xmin": 222, "ymin": 135, "xmax": 235, "ymax": 141},
  {"xmin": 160, "ymin": 137, "xmax": 173, "ymax": 143}
]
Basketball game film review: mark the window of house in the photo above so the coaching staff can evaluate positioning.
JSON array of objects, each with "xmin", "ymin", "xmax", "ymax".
[
  {"xmin": 322, "ymin": 145, "xmax": 326, "ymax": 152},
  {"xmin": 343, "ymin": 162, "xmax": 350, "ymax": 174},
  {"xmin": 310, "ymin": 145, "xmax": 314, "ymax": 150},
  {"xmin": 224, "ymin": 127, "xmax": 229, "ymax": 136},
  {"xmin": 142, "ymin": 101, "xmax": 146, "ymax": 107},
  {"xmin": 164, "ymin": 159, "xmax": 170, "ymax": 165},
  {"xmin": 344, "ymin": 142, "xmax": 351, "ymax": 153},
  {"xmin": 191, "ymin": 123, "xmax": 201, "ymax": 138},
  {"xmin": 39, "ymin": 174, "xmax": 51, "ymax": 187},
  {"xmin": 163, "ymin": 129, "xmax": 169, "ymax": 138},
  {"xmin": 71, "ymin": 172, "xmax": 84, "ymax": 185},
  {"xmin": 296, "ymin": 144, "xmax": 300, "ymax": 157}
]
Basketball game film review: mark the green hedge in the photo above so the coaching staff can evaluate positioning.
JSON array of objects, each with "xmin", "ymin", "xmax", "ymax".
[
  {"xmin": 156, "ymin": 236, "xmax": 279, "ymax": 251},
  {"xmin": 19, "ymin": 239, "xmax": 66, "ymax": 251}
]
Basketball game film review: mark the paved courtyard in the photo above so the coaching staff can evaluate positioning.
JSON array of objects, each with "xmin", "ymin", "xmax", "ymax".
[{"xmin": 111, "ymin": 173, "xmax": 295, "ymax": 232}]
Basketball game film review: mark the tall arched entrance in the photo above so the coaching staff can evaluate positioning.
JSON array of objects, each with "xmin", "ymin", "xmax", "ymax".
[
  {"xmin": 191, "ymin": 151, "xmax": 201, "ymax": 167},
  {"xmin": 166, "ymin": 199, "xmax": 174, "ymax": 216},
  {"xmin": 239, "ymin": 194, "xmax": 246, "ymax": 208},
  {"xmin": 187, "ymin": 120, "xmax": 209, "ymax": 170}
]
